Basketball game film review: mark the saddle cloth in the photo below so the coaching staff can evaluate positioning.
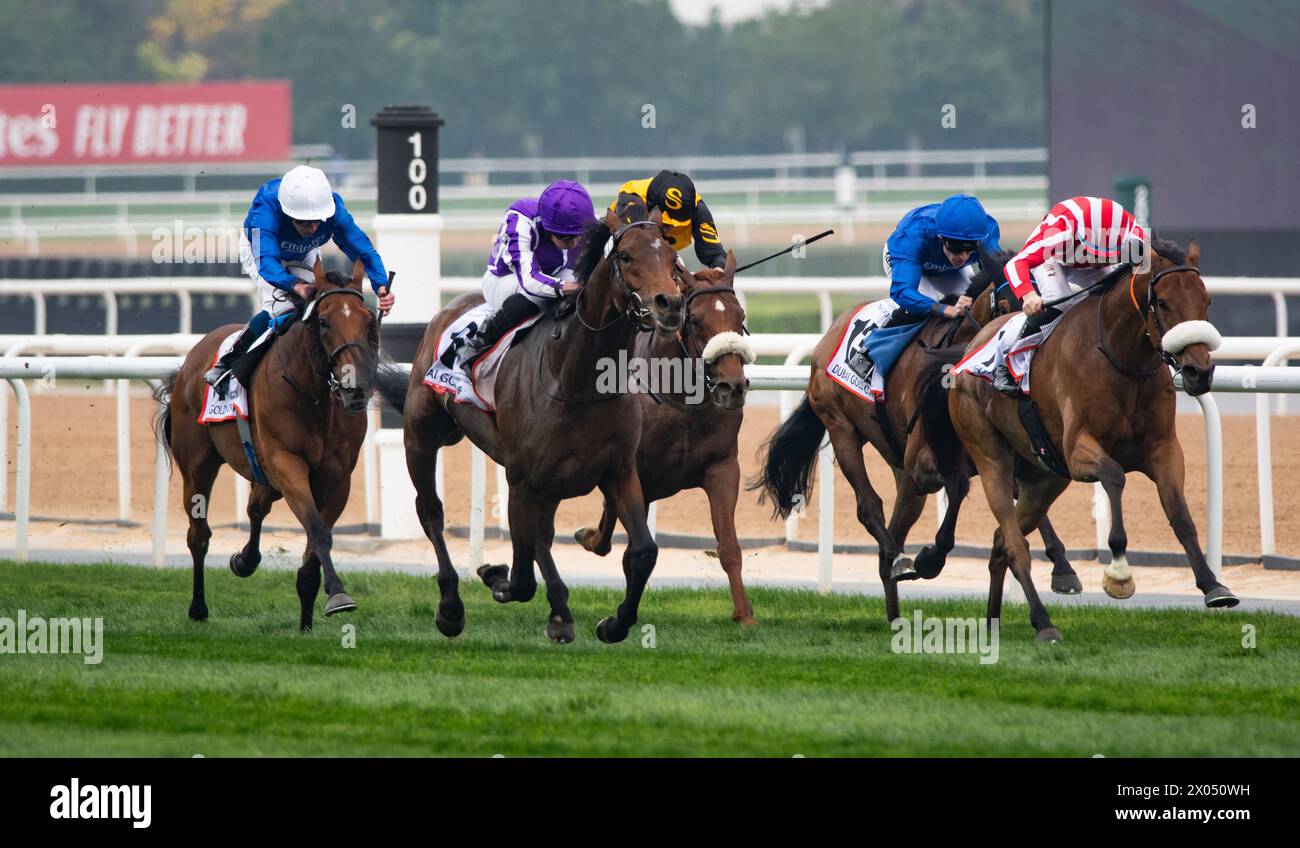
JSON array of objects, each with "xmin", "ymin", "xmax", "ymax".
[
  {"xmin": 825, "ymin": 299, "xmax": 911, "ymax": 402},
  {"xmin": 951, "ymin": 312, "xmax": 1065, "ymax": 395},
  {"xmin": 422, "ymin": 302, "xmax": 541, "ymax": 413},
  {"xmin": 199, "ymin": 328, "xmax": 269, "ymax": 423}
]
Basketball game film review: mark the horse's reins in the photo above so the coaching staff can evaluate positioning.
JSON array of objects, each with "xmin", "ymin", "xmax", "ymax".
[{"xmin": 544, "ymin": 220, "xmax": 671, "ymax": 403}]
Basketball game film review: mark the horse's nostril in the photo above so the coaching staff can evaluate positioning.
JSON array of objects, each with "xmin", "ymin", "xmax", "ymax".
[{"xmin": 654, "ymin": 293, "xmax": 671, "ymax": 310}]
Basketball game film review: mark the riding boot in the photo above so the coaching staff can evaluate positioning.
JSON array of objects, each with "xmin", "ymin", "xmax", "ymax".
[
  {"xmin": 448, "ymin": 293, "xmax": 542, "ymax": 372},
  {"xmin": 204, "ymin": 311, "xmax": 271, "ymax": 388},
  {"xmin": 992, "ymin": 306, "xmax": 1060, "ymax": 396}
]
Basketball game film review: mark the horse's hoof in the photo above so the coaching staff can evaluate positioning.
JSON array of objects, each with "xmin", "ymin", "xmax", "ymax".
[
  {"xmin": 436, "ymin": 609, "xmax": 465, "ymax": 638},
  {"xmin": 736, "ymin": 616, "xmax": 759, "ymax": 628},
  {"xmin": 595, "ymin": 616, "xmax": 628, "ymax": 644},
  {"xmin": 890, "ymin": 556, "xmax": 918, "ymax": 582},
  {"xmin": 1051, "ymin": 573, "xmax": 1084, "ymax": 595},
  {"xmin": 229, "ymin": 551, "xmax": 259, "ymax": 578},
  {"xmin": 1204, "ymin": 585, "xmax": 1240, "ymax": 609},
  {"xmin": 546, "ymin": 617, "xmax": 575, "ymax": 644},
  {"xmin": 1035, "ymin": 627, "xmax": 1063, "ymax": 643},
  {"xmin": 913, "ymin": 546, "xmax": 946, "ymax": 579},
  {"xmin": 188, "ymin": 603, "xmax": 208, "ymax": 622},
  {"xmin": 1101, "ymin": 572, "xmax": 1135, "ymax": 600},
  {"xmin": 574, "ymin": 527, "xmax": 593, "ymax": 548},
  {"xmin": 323, "ymin": 593, "xmax": 357, "ymax": 616}
]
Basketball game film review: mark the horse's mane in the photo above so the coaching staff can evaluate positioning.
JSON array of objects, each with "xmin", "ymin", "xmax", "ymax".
[
  {"xmin": 574, "ymin": 198, "xmax": 651, "ymax": 284},
  {"xmin": 968, "ymin": 247, "xmax": 1013, "ymax": 297},
  {"xmin": 1150, "ymin": 233, "xmax": 1187, "ymax": 264}
]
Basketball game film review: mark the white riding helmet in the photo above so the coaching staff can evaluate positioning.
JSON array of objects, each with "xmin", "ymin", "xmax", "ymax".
[{"xmin": 278, "ymin": 165, "xmax": 336, "ymax": 221}]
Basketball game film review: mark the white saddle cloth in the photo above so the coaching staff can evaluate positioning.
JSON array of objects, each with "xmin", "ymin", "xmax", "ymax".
[
  {"xmin": 825, "ymin": 299, "xmax": 897, "ymax": 402},
  {"xmin": 199, "ymin": 329, "xmax": 267, "ymax": 423},
  {"xmin": 952, "ymin": 312, "xmax": 1065, "ymax": 395},
  {"xmin": 422, "ymin": 303, "xmax": 541, "ymax": 413}
]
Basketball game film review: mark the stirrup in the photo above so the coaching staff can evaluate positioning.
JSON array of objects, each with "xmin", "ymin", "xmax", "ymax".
[
  {"xmin": 992, "ymin": 364, "xmax": 1022, "ymax": 397},
  {"xmin": 204, "ymin": 364, "xmax": 232, "ymax": 387}
]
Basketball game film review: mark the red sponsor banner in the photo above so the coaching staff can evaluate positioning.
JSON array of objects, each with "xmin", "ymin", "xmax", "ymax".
[{"xmin": 0, "ymin": 80, "xmax": 291, "ymax": 166}]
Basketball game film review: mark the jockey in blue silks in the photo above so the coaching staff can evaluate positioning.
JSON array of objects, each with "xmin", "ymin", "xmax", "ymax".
[
  {"xmin": 847, "ymin": 194, "xmax": 1001, "ymax": 380},
  {"xmin": 205, "ymin": 165, "xmax": 393, "ymax": 388}
]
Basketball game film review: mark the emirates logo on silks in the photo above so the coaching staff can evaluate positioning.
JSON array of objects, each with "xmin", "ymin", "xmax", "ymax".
[{"xmin": 663, "ymin": 187, "xmax": 684, "ymax": 211}]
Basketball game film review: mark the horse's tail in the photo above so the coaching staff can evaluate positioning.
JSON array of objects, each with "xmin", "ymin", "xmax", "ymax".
[
  {"xmin": 375, "ymin": 361, "xmax": 409, "ymax": 416},
  {"xmin": 151, "ymin": 369, "xmax": 178, "ymax": 472},
  {"xmin": 915, "ymin": 346, "xmax": 966, "ymax": 473},
  {"xmin": 747, "ymin": 395, "xmax": 827, "ymax": 520}
]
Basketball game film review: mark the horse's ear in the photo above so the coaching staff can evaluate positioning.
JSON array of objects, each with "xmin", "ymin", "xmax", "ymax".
[
  {"xmin": 312, "ymin": 257, "xmax": 328, "ymax": 287},
  {"xmin": 648, "ymin": 206, "xmax": 664, "ymax": 226},
  {"xmin": 349, "ymin": 259, "xmax": 365, "ymax": 290},
  {"xmin": 1186, "ymin": 238, "xmax": 1200, "ymax": 268},
  {"xmin": 604, "ymin": 207, "xmax": 621, "ymax": 231},
  {"xmin": 722, "ymin": 249, "xmax": 737, "ymax": 281}
]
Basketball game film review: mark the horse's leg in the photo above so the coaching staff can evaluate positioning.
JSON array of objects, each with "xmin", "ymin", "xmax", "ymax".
[
  {"xmin": 914, "ymin": 470, "xmax": 970, "ymax": 579},
  {"xmin": 574, "ymin": 495, "xmax": 617, "ymax": 557},
  {"xmin": 880, "ymin": 468, "xmax": 926, "ymax": 614},
  {"xmin": 1003, "ymin": 469, "xmax": 1071, "ymax": 640},
  {"xmin": 484, "ymin": 482, "xmax": 539, "ymax": 604},
  {"xmin": 296, "ymin": 487, "xmax": 349, "ymax": 632},
  {"xmin": 182, "ymin": 452, "xmax": 222, "ymax": 622},
  {"xmin": 595, "ymin": 466, "xmax": 658, "ymax": 644},
  {"xmin": 986, "ymin": 528, "xmax": 1009, "ymax": 622},
  {"xmin": 230, "ymin": 483, "xmax": 279, "ymax": 578},
  {"xmin": 1067, "ymin": 433, "xmax": 1134, "ymax": 600},
  {"xmin": 264, "ymin": 455, "xmax": 355, "ymax": 617},
  {"xmin": 531, "ymin": 499, "xmax": 575, "ymax": 643},
  {"xmin": 1039, "ymin": 514, "xmax": 1082, "ymax": 595},
  {"xmin": 405, "ymin": 431, "xmax": 465, "ymax": 636},
  {"xmin": 703, "ymin": 457, "xmax": 753, "ymax": 626},
  {"xmin": 1142, "ymin": 438, "xmax": 1238, "ymax": 607},
  {"xmin": 826, "ymin": 418, "xmax": 910, "ymax": 619}
]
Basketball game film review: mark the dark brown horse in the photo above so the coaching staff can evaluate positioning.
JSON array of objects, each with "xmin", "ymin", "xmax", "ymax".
[
  {"xmin": 949, "ymin": 239, "xmax": 1237, "ymax": 641},
  {"xmin": 375, "ymin": 206, "xmax": 685, "ymax": 644},
  {"xmin": 155, "ymin": 260, "xmax": 380, "ymax": 630},
  {"xmin": 573, "ymin": 254, "xmax": 758, "ymax": 625},
  {"xmin": 752, "ymin": 252, "xmax": 1080, "ymax": 623}
]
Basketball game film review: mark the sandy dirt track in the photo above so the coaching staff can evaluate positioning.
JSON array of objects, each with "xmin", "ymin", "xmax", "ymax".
[{"xmin": 3, "ymin": 387, "xmax": 1299, "ymax": 565}]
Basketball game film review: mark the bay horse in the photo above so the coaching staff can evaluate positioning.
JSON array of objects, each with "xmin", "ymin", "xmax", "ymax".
[
  {"xmin": 572, "ymin": 254, "xmax": 759, "ymax": 625},
  {"xmin": 948, "ymin": 238, "xmax": 1238, "ymax": 642},
  {"xmin": 751, "ymin": 251, "xmax": 1080, "ymax": 623},
  {"xmin": 155, "ymin": 260, "xmax": 380, "ymax": 630},
  {"xmin": 375, "ymin": 206, "xmax": 685, "ymax": 644}
]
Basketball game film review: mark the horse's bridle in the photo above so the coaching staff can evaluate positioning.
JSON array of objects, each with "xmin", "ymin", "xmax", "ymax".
[
  {"xmin": 677, "ymin": 283, "xmax": 746, "ymax": 397},
  {"xmin": 280, "ymin": 287, "xmax": 377, "ymax": 406},
  {"xmin": 575, "ymin": 219, "xmax": 666, "ymax": 333},
  {"xmin": 1135, "ymin": 263, "xmax": 1203, "ymax": 368}
]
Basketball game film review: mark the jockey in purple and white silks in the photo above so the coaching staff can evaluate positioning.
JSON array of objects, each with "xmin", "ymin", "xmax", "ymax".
[{"xmin": 451, "ymin": 179, "xmax": 596, "ymax": 371}]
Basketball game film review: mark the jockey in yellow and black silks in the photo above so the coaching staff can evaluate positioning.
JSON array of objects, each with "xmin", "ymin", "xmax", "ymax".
[{"xmin": 610, "ymin": 170, "xmax": 727, "ymax": 269}]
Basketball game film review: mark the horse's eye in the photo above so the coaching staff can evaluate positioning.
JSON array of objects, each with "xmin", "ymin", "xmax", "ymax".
[
  {"xmin": 619, "ymin": 252, "xmax": 632, "ymax": 263},
  {"xmin": 1155, "ymin": 299, "xmax": 1168, "ymax": 310}
]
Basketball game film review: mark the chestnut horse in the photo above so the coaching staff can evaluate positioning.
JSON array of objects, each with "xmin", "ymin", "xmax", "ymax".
[
  {"xmin": 573, "ymin": 254, "xmax": 759, "ymax": 625},
  {"xmin": 949, "ymin": 239, "xmax": 1238, "ymax": 642},
  {"xmin": 155, "ymin": 260, "xmax": 380, "ymax": 630},
  {"xmin": 375, "ymin": 206, "xmax": 685, "ymax": 644},
  {"xmin": 752, "ymin": 252, "xmax": 1080, "ymax": 623}
]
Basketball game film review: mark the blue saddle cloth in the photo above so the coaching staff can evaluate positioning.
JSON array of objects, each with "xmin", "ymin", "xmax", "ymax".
[{"xmin": 862, "ymin": 320, "xmax": 927, "ymax": 378}]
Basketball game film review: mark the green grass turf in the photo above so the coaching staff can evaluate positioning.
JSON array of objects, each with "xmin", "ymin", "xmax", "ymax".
[{"xmin": 1, "ymin": 561, "xmax": 1296, "ymax": 757}]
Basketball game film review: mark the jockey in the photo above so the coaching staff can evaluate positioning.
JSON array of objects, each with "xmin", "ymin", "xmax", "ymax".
[
  {"xmin": 991, "ymin": 196, "xmax": 1148, "ymax": 395},
  {"xmin": 205, "ymin": 165, "xmax": 393, "ymax": 388},
  {"xmin": 610, "ymin": 170, "xmax": 727, "ymax": 270},
  {"xmin": 847, "ymin": 194, "xmax": 1001, "ymax": 377},
  {"xmin": 451, "ymin": 180, "xmax": 596, "ymax": 371}
]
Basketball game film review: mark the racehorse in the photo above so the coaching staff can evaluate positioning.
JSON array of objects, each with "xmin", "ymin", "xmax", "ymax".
[
  {"xmin": 751, "ymin": 251, "xmax": 1081, "ymax": 623},
  {"xmin": 572, "ymin": 255, "xmax": 758, "ymax": 625},
  {"xmin": 375, "ymin": 205, "xmax": 685, "ymax": 644},
  {"xmin": 155, "ymin": 260, "xmax": 380, "ymax": 631},
  {"xmin": 948, "ymin": 238, "xmax": 1238, "ymax": 641}
]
